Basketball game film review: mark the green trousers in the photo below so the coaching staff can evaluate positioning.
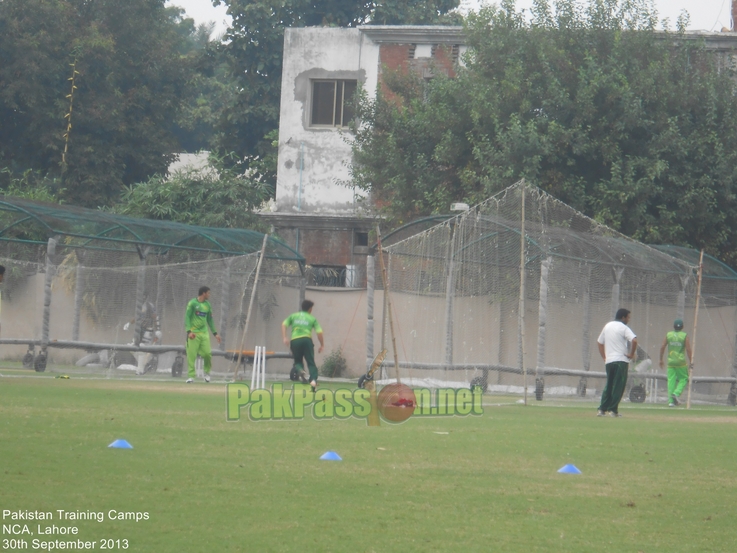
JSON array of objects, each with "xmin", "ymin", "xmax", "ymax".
[
  {"xmin": 187, "ymin": 332, "xmax": 212, "ymax": 378},
  {"xmin": 290, "ymin": 336, "xmax": 318, "ymax": 382},
  {"xmin": 668, "ymin": 366, "xmax": 688, "ymax": 399},
  {"xmin": 599, "ymin": 361, "xmax": 629, "ymax": 413}
]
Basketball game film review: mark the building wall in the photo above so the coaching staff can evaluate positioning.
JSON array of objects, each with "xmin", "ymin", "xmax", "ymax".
[
  {"xmin": 3, "ymin": 271, "xmax": 736, "ymax": 394},
  {"xmin": 279, "ymin": 227, "xmax": 354, "ymax": 267},
  {"xmin": 275, "ymin": 27, "xmax": 380, "ymax": 215},
  {"xmin": 272, "ymin": 26, "xmax": 468, "ymax": 276}
]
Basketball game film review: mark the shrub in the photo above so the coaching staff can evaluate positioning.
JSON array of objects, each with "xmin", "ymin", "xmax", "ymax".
[{"xmin": 319, "ymin": 347, "xmax": 348, "ymax": 378}]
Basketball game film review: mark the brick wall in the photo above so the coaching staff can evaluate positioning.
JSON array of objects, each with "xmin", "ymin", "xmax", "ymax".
[
  {"xmin": 300, "ymin": 228, "xmax": 354, "ymax": 266},
  {"xmin": 378, "ymin": 43, "xmax": 459, "ymax": 102}
]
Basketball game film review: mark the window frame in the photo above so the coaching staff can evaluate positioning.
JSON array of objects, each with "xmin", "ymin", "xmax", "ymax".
[{"xmin": 310, "ymin": 79, "xmax": 357, "ymax": 128}]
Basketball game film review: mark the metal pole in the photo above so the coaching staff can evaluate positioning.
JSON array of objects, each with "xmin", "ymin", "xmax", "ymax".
[
  {"xmin": 443, "ymin": 223, "xmax": 457, "ymax": 371},
  {"xmin": 677, "ymin": 275, "xmax": 689, "ymax": 321},
  {"xmin": 518, "ymin": 181, "xmax": 527, "ymax": 405},
  {"xmin": 534, "ymin": 256, "xmax": 552, "ymax": 400},
  {"xmin": 299, "ymin": 266, "xmax": 306, "ymax": 310},
  {"xmin": 41, "ymin": 237, "xmax": 58, "ymax": 348},
  {"xmin": 133, "ymin": 247, "xmax": 149, "ymax": 345},
  {"xmin": 536, "ymin": 256, "xmax": 552, "ymax": 376},
  {"xmin": 218, "ymin": 258, "xmax": 232, "ymax": 351},
  {"xmin": 155, "ymin": 268, "xmax": 165, "ymax": 331},
  {"xmin": 366, "ymin": 254, "xmax": 375, "ymax": 372},
  {"xmin": 579, "ymin": 266, "xmax": 592, "ymax": 396},
  {"xmin": 71, "ymin": 250, "xmax": 85, "ymax": 342},
  {"xmin": 611, "ymin": 267, "xmax": 624, "ymax": 320},
  {"xmin": 686, "ymin": 250, "xmax": 704, "ymax": 409}
]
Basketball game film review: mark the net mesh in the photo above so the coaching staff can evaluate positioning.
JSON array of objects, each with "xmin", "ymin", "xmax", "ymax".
[
  {"xmin": 0, "ymin": 196, "xmax": 304, "ymax": 377},
  {"xmin": 376, "ymin": 181, "xmax": 737, "ymax": 404},
  {"xmin": 0, "ymin": 250, "xmax": 302, "ymax": 376}
]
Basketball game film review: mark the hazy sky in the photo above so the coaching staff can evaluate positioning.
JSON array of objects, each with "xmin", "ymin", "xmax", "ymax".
[
  {"xmin": 462, "ymin": 1, "xmax": 734, "ymax": 31},
  {"xmin": 167, "ymin": 0, "xmax": 734, "ymax": 36}
]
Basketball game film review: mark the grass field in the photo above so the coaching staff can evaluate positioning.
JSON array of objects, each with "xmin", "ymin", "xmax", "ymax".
[{"xmin": 1, "ymin": 370, "xmax": 736, "ymax": 553}]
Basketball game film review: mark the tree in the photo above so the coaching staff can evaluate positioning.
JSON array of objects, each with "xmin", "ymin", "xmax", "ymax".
[
  {"xmin": 167, "ymin": 8, "xmax": 239, "ymax": 153},
  {"xmin": 212, "ymin": 0, "xmax": 461, "ymax": 186},
  {"xmin": 113, "ymin": 154, "xmax": 271, "ymax": 231},
  {"xmin": 0, "ymin": 0, "xmax": 198, "ymax": 207},
  {"xmin": 0, "ymin": 168, "xmax": 63, "ymax": 204},
  {"xmin": 350, "ymin": 0, "xmax": 737, "ymax": 266}
]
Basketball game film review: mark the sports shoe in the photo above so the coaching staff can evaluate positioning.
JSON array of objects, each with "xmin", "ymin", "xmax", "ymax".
[
  {"xmin": 608, "ymin": 411, "xmax": 622, "ymax": 417},
  {"xmin": 204, "ymin": 374, "xmax": 210, "ymax": 383},
  {"xmin": 186, "ymin": 378, "xmax": 194, "ymax": 384},
  {"xmin": 300, "ymin": 370, "xmax": 309, "ymax": 384},
  {"xmin": 310, "ymin": 380, "xmax": 317, "ymax": 393},
  {"xmin": 668, "ymin": 402, "xmax": 675, "ymax": 407},
  {"xmin": 671, "ymin": 395, "xmax": 680, "ymax": 406},
  {"xmin": 597, "ymin": 410, "xmax": 606, "ymax": 417}
]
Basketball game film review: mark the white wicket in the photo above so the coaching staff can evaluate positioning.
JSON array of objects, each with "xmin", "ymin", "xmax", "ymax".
[{"xmin": 250, "ymin": 346, "xmax": 266, "ymax": 390}]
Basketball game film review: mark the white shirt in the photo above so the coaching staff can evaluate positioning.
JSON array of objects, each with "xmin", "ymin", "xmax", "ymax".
[{"xmin": 597, "ymin": 320, "xmax": 636, "ymax": 364}]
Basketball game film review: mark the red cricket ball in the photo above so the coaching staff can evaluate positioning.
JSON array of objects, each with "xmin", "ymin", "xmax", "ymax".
[{"xmin": 377, "ymin": 383, "xmax": 416, "ymax": 423}]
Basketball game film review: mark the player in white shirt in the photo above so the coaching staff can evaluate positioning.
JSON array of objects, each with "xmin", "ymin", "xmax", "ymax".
[{"xmin": 596, "ymin": 308, "xmax": 637, "ymax": 417}]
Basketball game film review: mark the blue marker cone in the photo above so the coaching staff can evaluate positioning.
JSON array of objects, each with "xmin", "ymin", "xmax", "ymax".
[
  {"xmin": 108, "ymin": 439, "xmax": 133, "ymax": 449},
  {"xmin": 557, "ymin": 464, "xmax": 581, "ymax": 474},
  {"xmin": 320, "ymin": 451, "xmax": 342, "ymax": 461}
]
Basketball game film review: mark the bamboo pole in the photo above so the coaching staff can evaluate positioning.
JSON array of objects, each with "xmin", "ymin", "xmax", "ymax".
[
  {"xmin": 518, "ymin": 181, "xmax": 528, "ymax": 405},
  {"xmin": 233, "ymin": 234, "xmax": 269, "ymax": 381},
  {"xmin": 376, "ymin": 225, "xmax": 401, "ymax": 384},
  {"xmin": 686, "ymin": 249, "xmax": 704, "ymax": 409},
  {"xmin": 62, "ymin": 59, "xmax": 79, "ymax": 172}
]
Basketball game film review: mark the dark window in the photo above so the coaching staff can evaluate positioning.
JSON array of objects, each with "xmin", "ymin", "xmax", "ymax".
[
  {"xmin": 311, "ymin": 80, "xmax": 357, "ymax": 127},
  {"xmin": 451, "ymin": 44, "xmax": 461, "ymax": 64},
  {"xmin": 308, "ymin": 265, "xmax": 346, "ymax": 287},
  {"xmin": 355, "ymin": 232, "xmax": 369, "ymax": 247}
]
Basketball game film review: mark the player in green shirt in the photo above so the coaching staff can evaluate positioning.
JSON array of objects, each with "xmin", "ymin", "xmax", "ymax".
[
  {"xmin": 659, "ymin": 318, "xmax": 692, "ymax": 406},
  {"xmin": 282, "ymin": 299, "xmax": 324, "ymax": 391},
  {"xmin": 184, "ymin": 286, "xmax": 221, "ymax": 383}
]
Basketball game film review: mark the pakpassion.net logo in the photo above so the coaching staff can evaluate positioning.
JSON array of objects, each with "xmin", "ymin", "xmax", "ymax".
[{"xmin": 226, "ymin": 382, "xmax": 484, "ymax": 424}]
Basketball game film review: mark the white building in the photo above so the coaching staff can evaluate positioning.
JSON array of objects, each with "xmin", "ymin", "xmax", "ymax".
[{"xmin": 262, "ymin": 26, "xmax": 467, "ymax": 285}]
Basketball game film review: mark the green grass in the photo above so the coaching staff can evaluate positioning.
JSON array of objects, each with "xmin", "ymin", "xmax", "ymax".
[{"xmin": 1, "ymin": 374, "xmax": 736, "ymax": 552}]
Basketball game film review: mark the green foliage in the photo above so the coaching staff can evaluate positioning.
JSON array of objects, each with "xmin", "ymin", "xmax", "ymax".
[
  {"xmin": 0, "ymin": 168, "xmax": 64, "ymax": 260},
  {"xmin": 0, "ymin": 0, "xmax": 199, "ymax": 208},
  {"xmin": 0, "ymin": 168, "xmax": 64, "ymax": 204},
  {"xmin": 319, "ymin": 347, "xmax": 348, "ymax": 378},
  {"xmin": 113, "ymin": 153, "xmax": 271, "ymax": 231},
  {"xmin": 167, "ymin": 9, "xmax": 239, "ymax": 153},
  {"xmin": 351, "ymin": 0, "xmax": 737, "ymax": 266},
  {"xmin": 212, "ymin": 0, "xmax": 461, "ymax": 185}
]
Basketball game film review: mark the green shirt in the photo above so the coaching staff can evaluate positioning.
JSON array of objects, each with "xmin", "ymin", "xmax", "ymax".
[
  {"xmin": 283, "ymin": 311, "xmax": 322, "ymax": 341},
  {"xmin": 666, "ymin": 330, "xmax": 688, "ymax": 368},
  {"xmin": 185, "ymin": 298, "xmax": 217, "ymax": 335}
]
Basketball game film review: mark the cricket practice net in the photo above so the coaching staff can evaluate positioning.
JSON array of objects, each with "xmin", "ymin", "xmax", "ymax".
[
  {"xmin": 0, "ymin": 249, "xmax": 302, "ymax": 376},
  {"xmin": 371, "ymin": 181, "xmax": 737, "ymax": 405}
]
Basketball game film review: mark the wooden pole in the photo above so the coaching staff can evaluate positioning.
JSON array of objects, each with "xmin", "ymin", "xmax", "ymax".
[
  {"xmin": 686, "ymin": 249, "xmax": 704, "ymax": 409},
  {"xmin": 518, "ymin": 181, "xmax": 528, "ymax": 405},
  {"xmin": 376, "ymin": 225, "xmax": 401, "ymax": 384},
  {"xmin": 233, "ymin": 234, "xmax": 269, "ymax": 381}
]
